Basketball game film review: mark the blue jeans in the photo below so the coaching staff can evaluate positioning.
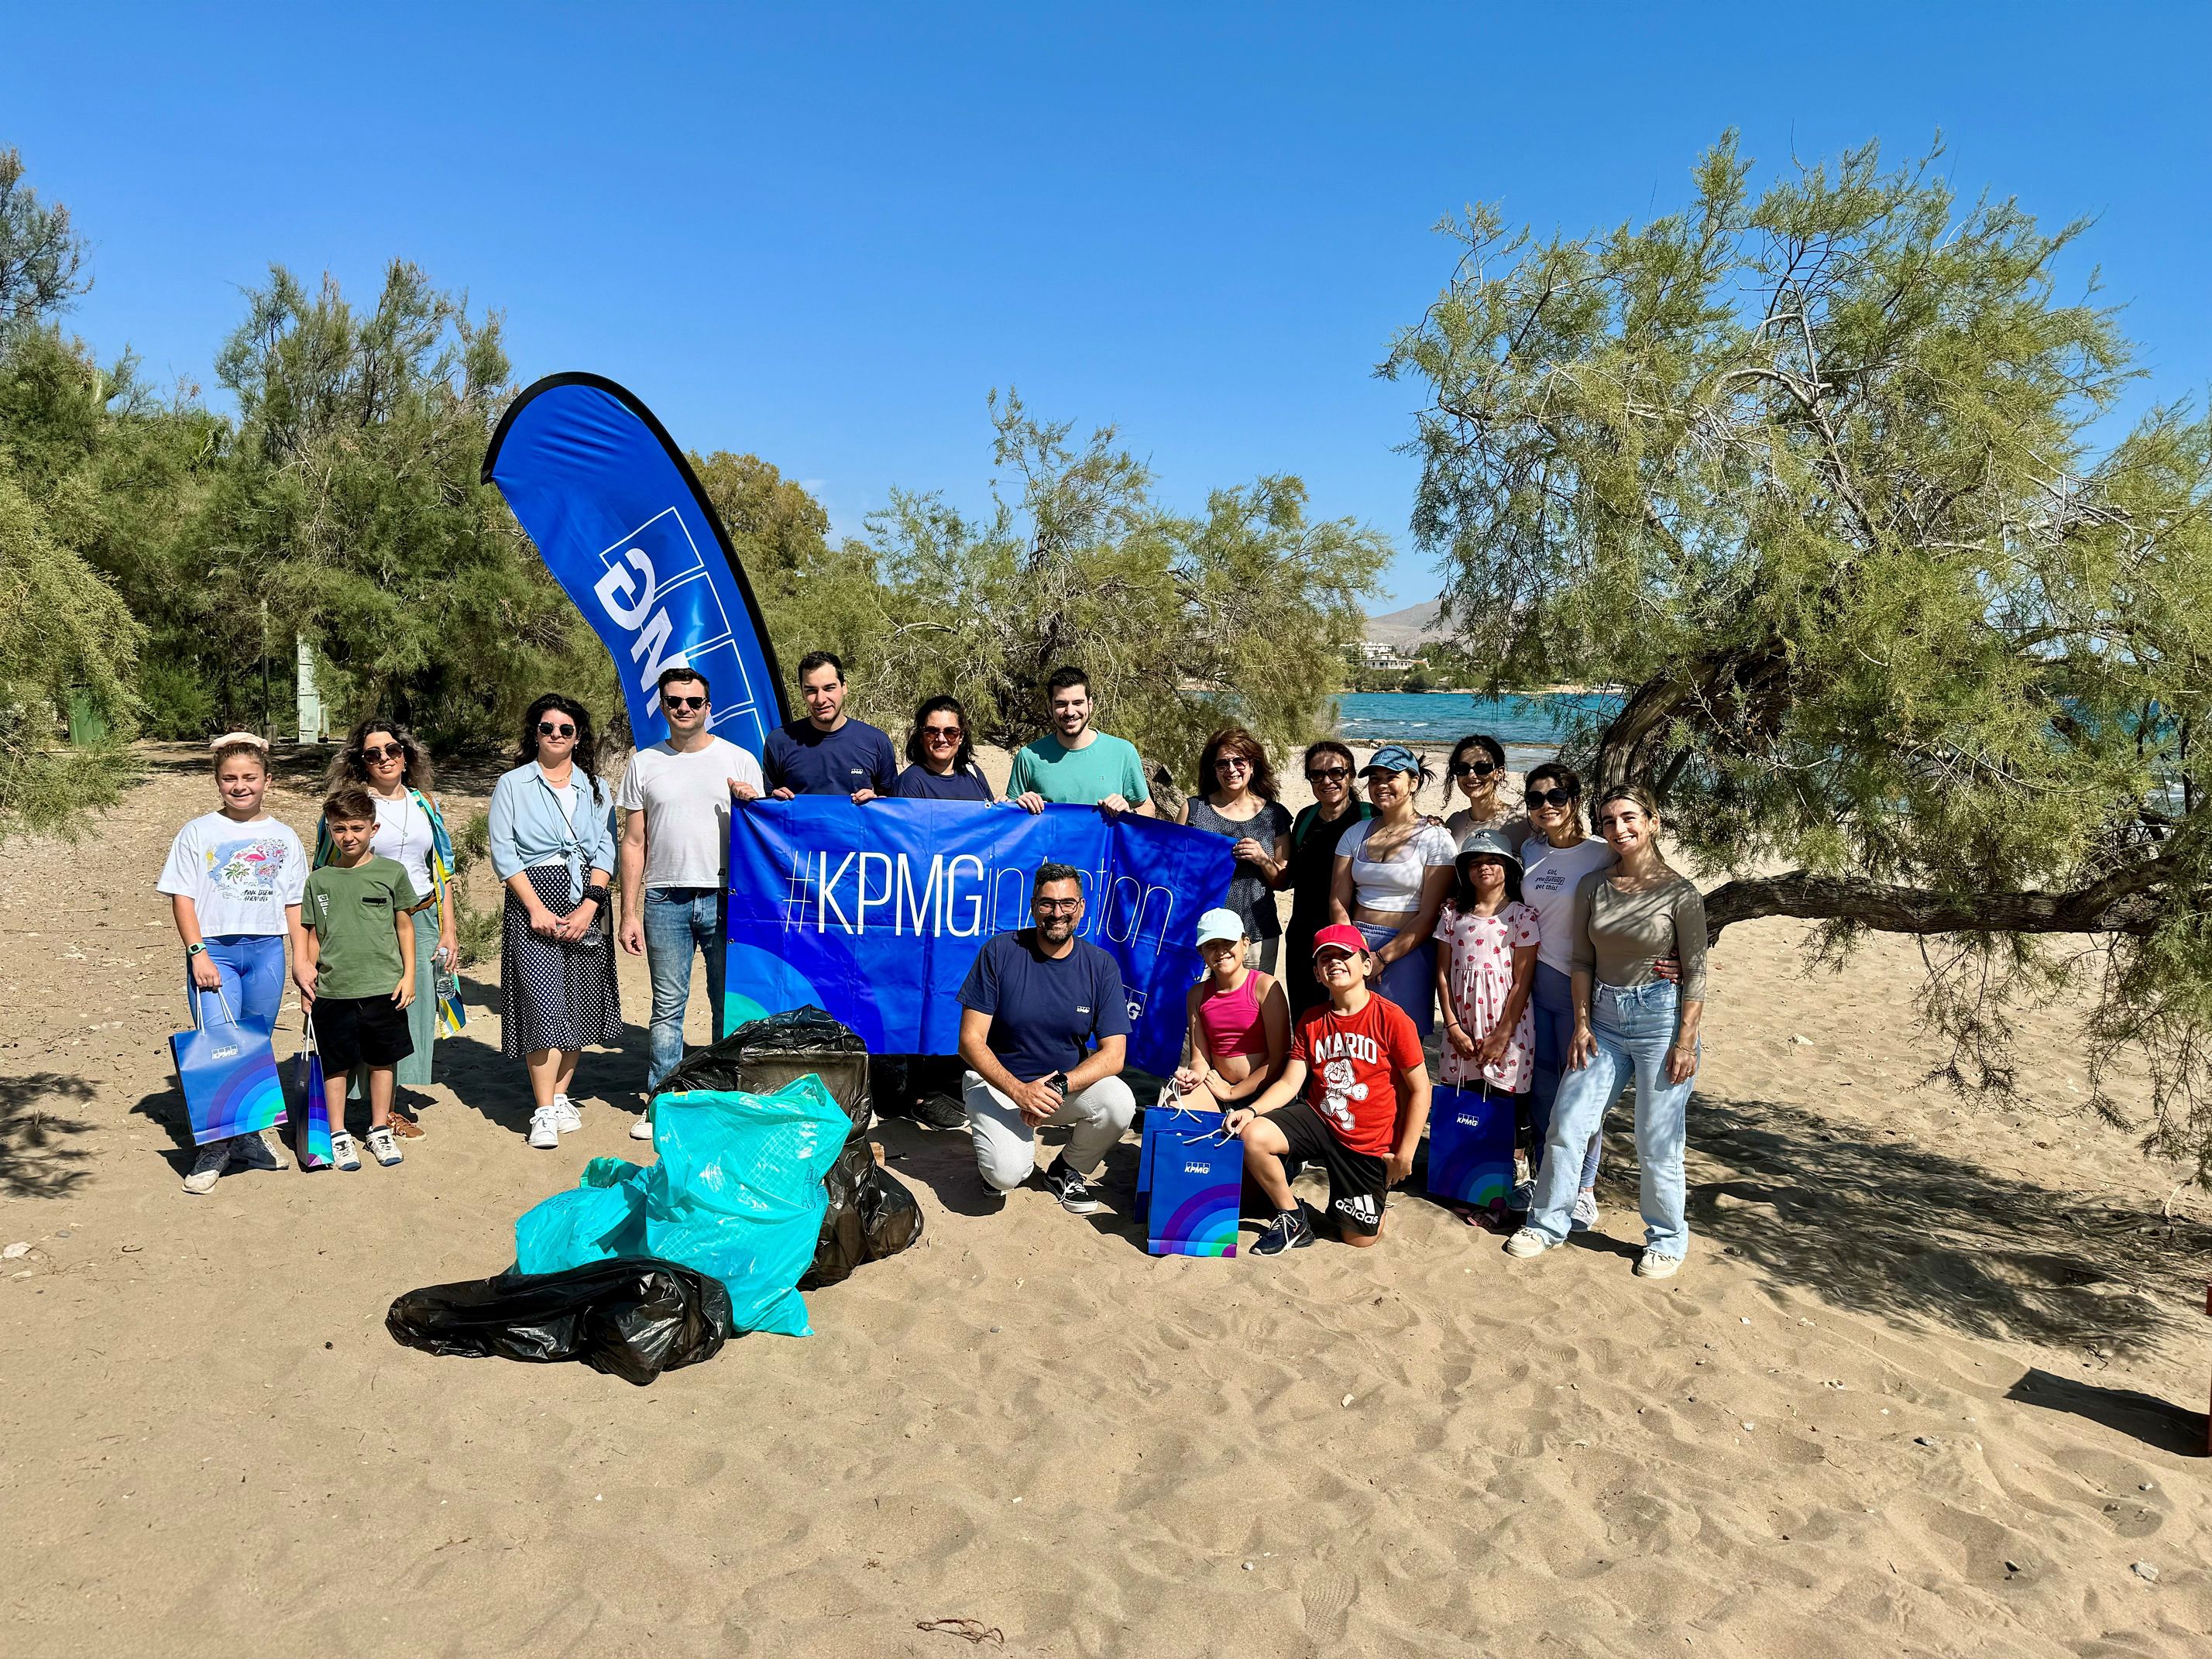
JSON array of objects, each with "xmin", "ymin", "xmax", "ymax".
[
  {"xmin": 644, "ymin": 887, "xmax": 726, "ymax": 1091},
  {"xmin": 189, "ymin": 934, "xmax": 288, "ymax": 1031},
  {"xmin": 1529, "ymin": 961, "xmax": 1602, "ymax": 1190},
  {"xmin": 1355, "ymin": 922, "xmax": 1436, "ymax": 1035},
  {"xmin": 1527, "ymin": 981, "xmax": 1695, "ymax": 1257}
]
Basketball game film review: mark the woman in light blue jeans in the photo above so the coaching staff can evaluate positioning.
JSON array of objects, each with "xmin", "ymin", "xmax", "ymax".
[{"xmin": 1508, "ymin": 783, "xmax": 1706, "ymax": 1278}]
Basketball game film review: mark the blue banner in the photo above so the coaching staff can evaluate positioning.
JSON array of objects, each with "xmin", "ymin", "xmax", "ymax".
[
  {"xmin": 483, "ymin": 373, "xmax": 788, "ymax": 754},
  {"xmin": 723, "ymin": 799, "xmax": 1235, "ymax": 1076}
]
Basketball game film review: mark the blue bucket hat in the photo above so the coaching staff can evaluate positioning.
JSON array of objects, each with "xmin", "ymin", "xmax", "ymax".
[{"xmin": 1361, "ymin": 743, "xmax": 1421, "ymax": 777}]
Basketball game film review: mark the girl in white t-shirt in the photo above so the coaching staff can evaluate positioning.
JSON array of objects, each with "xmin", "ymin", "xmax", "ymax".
[{"xmin": 156, "ymin": 733, "xmax": 310, "ymax": 1192}]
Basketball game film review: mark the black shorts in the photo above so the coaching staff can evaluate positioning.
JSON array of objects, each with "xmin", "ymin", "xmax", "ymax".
[
  {"xmin": 314, "ymin": 994, "xmax": 414, "ymax": 1074},
  {"xmin": 1264, "ymin": 1098, "xmax": 1389, "ymax": 1236}
]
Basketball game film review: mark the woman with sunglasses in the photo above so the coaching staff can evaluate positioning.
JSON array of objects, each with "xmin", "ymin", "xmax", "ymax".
[
  {"xmin": 1513, "ymin": 762, "xmax": 1620, "ymax": 1223},
  {"xmin": 314, "ymin": 719, "xmax": 458, "ymax": 1135},
  {"xmin": 896, "ymin": 696, "xmax": 996, "ymax": 801},
  {"xmin": 1180, "ymin": 727, "xmax": 1293, "ymax": 970},
  {"xmin": 488, "ymin": 694, "xmax": 623, "ymax": 1150},
  {"xmin": 1277, "ymin": 740, "xmax": 1376, "ymax": 1015},
  {"xmin": 1442, "ymin": 733, "xmax": 1532, "ymax": 849},
  {"xmin": 1328, "ymin": 744, "xmax": 1456, "ymax": 1033}
]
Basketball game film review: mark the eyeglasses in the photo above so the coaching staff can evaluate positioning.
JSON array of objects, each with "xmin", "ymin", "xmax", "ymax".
[
  {"xmin": 664, "ymin": 695, "xmax": 706, "ymax": 711},
  {"xmin": 537, "ymin": 721, "xmax": 576, "ymax": 738},
  {"xmin": 1215, "ymin": 755, "xmax": 1252, "ymax": 771},
  {"xmin": 1452, "ymin": 759, "xmax": 1498, "ymax": 778},
  {"xmin": 922, "ymin": 725, "xmax": 963, "ymax": 742},
  {"xmin": 360, "ymin": 743, "xmax": 404, "ymax": 763},
  {"xmin": 1525, "ymin": 786, "xmax": 1575, "ymax": 808},
  {"xmin": 1034, "ymin": 898, "xmax": 1083, "ymax": 915},
  {"xmin": 1306, "ymin": 766, "xmax": 1350, "ymax": 783}
]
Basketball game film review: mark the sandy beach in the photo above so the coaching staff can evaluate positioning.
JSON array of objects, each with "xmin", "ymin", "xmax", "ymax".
[{"xmin": 3, "ymin": 743, "xmax": 2210, "ymax": 1657}]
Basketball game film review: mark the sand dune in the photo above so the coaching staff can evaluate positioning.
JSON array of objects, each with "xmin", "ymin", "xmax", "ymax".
[{"xmin": 2, "ymin": 747, "xmax": 2207, "ymax": 1657}]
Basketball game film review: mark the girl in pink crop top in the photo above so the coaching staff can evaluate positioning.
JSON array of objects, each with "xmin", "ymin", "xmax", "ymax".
[{"xmin": 1173, "ymin": 915, "xmax": 1291, "ymax": 1108}]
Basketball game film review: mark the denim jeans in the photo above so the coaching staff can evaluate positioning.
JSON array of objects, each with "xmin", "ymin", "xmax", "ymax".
[
  {"xmin": 644, "ymin": 887, "xmax": 726, "ymax": 1091},
  {"xmin": 1529, "ymin": 961, "xmax": 1603, "ymax": 1190},
  {"xmin": 1527, "ymin": 980, "xmax": 1695, "ymax": 1257}
]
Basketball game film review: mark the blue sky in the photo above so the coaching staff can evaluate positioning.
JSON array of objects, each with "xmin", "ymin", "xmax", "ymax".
[{"xmin": 5, "ymin": 3, "xmax": 2207, "ymax": 609}]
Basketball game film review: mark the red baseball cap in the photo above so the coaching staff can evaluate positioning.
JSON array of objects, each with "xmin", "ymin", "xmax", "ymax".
[{"xmin": 1310, "ymin": 922, "xmax": 1368, "ymax": 959}]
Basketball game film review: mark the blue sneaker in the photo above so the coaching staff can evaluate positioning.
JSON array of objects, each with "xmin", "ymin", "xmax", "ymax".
[{"xmin": 1252, "ymin": 1207, "xmax": 1314, "ymax": 1256}]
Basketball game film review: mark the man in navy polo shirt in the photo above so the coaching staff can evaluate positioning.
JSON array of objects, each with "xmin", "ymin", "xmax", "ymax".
[
  {"xmin": 957, "ymin": 863, "xmax": 1137, "ymax": 1214},
  {"xmin": 761, "ymin": 651, "xmax": 900, "ymax": 801}
]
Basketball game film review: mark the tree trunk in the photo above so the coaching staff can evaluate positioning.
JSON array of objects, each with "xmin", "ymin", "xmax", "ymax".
[{"xmin": 1702, "ymin": 854, "xmax": 2179, "ymax": 943}]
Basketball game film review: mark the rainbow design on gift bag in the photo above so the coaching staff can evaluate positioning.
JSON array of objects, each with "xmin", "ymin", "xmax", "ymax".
[
  {"xmin": 1152, "ymin": 1183, "xmax": 1240, "ymax": 1257},
  {"xmin": 170, "ymin": 1032, "xmax": 286, "ymax": 1146}
]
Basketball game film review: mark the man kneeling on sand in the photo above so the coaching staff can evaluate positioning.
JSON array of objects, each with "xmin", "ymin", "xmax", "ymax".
[
  {"xmin": 957, "ymin": 864, "xmax": 1139, "ymax": 1215},
  {"xmin": 1224, "ymin": 924, "xmax": 1432, "ymax": 1254}
]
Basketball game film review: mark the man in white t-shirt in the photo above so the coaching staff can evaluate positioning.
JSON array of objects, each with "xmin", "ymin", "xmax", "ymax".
[{"xmin": 617, "ymin": 668, "xmax": 768, "ymax": 1126}]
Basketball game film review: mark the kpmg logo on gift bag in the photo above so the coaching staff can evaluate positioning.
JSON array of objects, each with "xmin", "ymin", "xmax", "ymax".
[{"xmin": 1427, "ymin": 1083, "xmax": 1515, "ymax": 1209}]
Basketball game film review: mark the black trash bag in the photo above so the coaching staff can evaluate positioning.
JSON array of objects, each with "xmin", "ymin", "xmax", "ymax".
[
  {"xmin": 652, "ymin": 1005, "xmax": 924, "ymax": 1286},
  {"xmin": 386, "ymin": 1257, "xmax": 732, "ymax": 1387},
  {"xmin": 654, "ymin": 1005, "xmax": 870, "ymax": 1135}
]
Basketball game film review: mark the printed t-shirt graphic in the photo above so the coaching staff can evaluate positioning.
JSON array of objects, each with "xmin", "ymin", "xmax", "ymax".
[
  {"xmin": 156, "ymin": 812, "xmax": 309, "ymax": 936},
  {"xmin": 1289, "ymin": 994, "xmax": 1424, "ymax": 1156}
]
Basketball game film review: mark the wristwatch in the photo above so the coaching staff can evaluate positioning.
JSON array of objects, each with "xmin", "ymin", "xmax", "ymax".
[{"xmin": 185, "ymin": 943, "xmax": 208, "ymax": 957}]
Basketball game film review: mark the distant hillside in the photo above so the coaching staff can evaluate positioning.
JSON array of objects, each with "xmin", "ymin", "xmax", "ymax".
[{"xmin": 1362, "ymin": 598, "xmax": 1448, "ymax": 647}]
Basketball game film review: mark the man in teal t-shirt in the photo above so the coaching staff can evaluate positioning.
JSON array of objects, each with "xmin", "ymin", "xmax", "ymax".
[{"xmin": 1007, "ymin": 666, "xmax": 1154, "ymax": 818}]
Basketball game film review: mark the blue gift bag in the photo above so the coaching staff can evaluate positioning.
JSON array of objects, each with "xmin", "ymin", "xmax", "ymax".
[
  {"xmin": 170, "ymin": 985, "xmax": 284, "ymax": 1146},
  {"xmin": 1135, "ymin": 1097, "xmax": 1217, "ymax": 1225},
  {"xmin": 1426, "ymin": 1082, "xmax": 1516, "ymax": 1209},
  {"xmin": 1143, "ymin": 1106, "xmax": 1242, "ymax": 1258},
  {"xmin": 290, "ymin": 1014, "xmax": 333, "ymax": 1170}
]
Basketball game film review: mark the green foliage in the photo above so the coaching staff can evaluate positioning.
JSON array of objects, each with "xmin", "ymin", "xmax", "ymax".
[
  {"xmin": 1384, "ymin": 132, "xmax": 2212, "ymax": 1176},
  {"xmin": 0, "ymin": 146, "xmax": 85, "ymax": 340},
  {"xmin": 814, "ymin": 393, "xmax": 1387, "ymax": 781}
]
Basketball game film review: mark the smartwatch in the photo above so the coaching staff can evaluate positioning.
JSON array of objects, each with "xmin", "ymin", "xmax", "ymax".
[{"xmin": 186, "ymin": 943, "xmax": 208, "ymax": 957}]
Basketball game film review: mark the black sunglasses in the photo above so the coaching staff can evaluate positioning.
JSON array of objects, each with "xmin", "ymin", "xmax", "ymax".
[
  {"xmin": 664, "ymin": 694, "xmax": 706, "ymax": 711},
  {"xmin": 1452, "ymin": 759, "xmax": 1498, "ymax": 778},
  {"xmin": 1525, "ymin": 786, "xmax": 1575, "ymax": 808},
  {"xmin": 537, "ymin": 720, "xmax": 576, "ymax": 737},
  {"xmin": 1306, "ymin": 766, "xmax": 1351, "ymax": 782}
]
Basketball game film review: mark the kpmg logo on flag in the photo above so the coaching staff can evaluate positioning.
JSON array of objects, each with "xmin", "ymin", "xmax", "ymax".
[
  {"xmin": 592, "ymin": 507, "xmax": 761, "ymax": 737},
  {"xmin": 777, "ymin": 845, "xmax": 1180, "ymax": 950}
]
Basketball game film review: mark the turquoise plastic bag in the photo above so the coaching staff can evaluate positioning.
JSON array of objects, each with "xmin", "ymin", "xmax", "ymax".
[{"xmin": 510, "ymin": 1078, "xmax": 847, "ymax": 1338}]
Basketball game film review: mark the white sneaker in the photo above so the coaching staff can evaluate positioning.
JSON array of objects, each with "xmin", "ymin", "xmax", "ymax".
[
  {"xmin": 630, "ymin": 1113, "xmax": 654, "ymax": 1142},
  {"xmin": 365, "ymin": 1126, "xmax": 403, "ymax": 1167},
  {"xmin": 552, "ymin": 1094, "xmax": 582, "ymax": 1134},
  {"xmin": 528, "ymin": 1108, "xmax": 560, "ymax": 1149},
  {"xmin": 1569, "ymin": 1191, "xmax": 1599, "ymax": 1232},
  {"xmin": 330, "ymin": 1132, "xmax": 362, "ymax": 1173},
  {"xmin": 232, "ymin": 1129, "xmax": 288, "ymax": 1173},
  {"xmin": 183, "ymin": 1139, "xmax": 232, "ymax": 1194},
  {"xmin": 1635, "ymin": 1250, "xmax": 1682, "ymax": 1279},
  {"xmin": 1503, "ymin": 1227, "xmax": 1552, "ymax": 1259}
]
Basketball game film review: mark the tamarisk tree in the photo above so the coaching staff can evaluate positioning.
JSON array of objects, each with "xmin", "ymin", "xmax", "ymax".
[{"xmin": 1382, "ymin": 135, "xmax": 2212, "ymax": 1176}]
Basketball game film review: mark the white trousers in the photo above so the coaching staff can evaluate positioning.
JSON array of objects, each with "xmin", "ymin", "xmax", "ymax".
[{"xmin": 963, "ymin": 1070, "xmax": 1137, "ymax": 1192}]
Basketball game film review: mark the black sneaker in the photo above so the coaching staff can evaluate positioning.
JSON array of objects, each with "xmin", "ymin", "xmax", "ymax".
[
  {"xmin": 1046, "ymin": 1162, "xmax": 1105, "ymax": 1215},
  {"xmin": 912, "ymin": 1093, "xmax": 968, "ymax": 1131},
  {"xmin": 1252, "ymin": 1207, "xmax": 1314, "ymax": 1255}
]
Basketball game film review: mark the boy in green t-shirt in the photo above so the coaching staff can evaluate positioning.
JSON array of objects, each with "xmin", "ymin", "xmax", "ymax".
[{"xmin": 301, "ymin": 785, "xmax": 423, "ymax": 1170}]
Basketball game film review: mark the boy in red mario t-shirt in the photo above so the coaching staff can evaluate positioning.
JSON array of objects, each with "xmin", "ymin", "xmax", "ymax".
[{"xmin": 1224, "ymin": 923, "xmax": 1433, "ymax": 1253}]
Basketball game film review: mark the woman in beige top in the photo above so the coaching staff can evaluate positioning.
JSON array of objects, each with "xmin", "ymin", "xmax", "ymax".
[{"xmin": 1504, "ymin": 783, "xmax": 1705, "ymax": 1279}]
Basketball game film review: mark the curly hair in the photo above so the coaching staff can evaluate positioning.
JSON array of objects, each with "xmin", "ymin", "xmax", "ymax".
[
  {"xmin": 326, "ymin": 716, "xmax": 434, "ymax": 796},
  {"xmin": 514, "ymin": 693, "xmax": 605, "ymax": 803}
]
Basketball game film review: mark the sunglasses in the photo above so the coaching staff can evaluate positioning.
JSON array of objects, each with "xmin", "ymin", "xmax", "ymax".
[
  {"xmin": 537, "ymin": 721, "xmax": 576, "ymax": 738},
  {"xmin": 1525, "ymin": 786, "xmax": 1575, "ymax": 808},
  {"xmin": 360, "ymin": 742, "xmax": 405, "ymax": 763},
  {"xmin": 922, "ymin": 724, "xmax": 963, "ymax": 741},
  {"xmin": 1215, "ymin": 755, "xmax": 1253, "ymax": 771},
  {"xmin": 1452, "ymin": 759, "xmax": 1499, "ymax": 778},
  {"xmin": 1306, "ymin": 766, "xmax": 1351, "ymax": 782},
  {"xmin": 664, "ymin": 694, "xmax": 706, "ymax": 711}
]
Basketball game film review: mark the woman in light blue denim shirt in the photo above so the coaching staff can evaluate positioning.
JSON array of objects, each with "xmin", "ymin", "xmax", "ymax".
[{"xmin": 489, "ymin": 693, "xmax": 623, "ymax": 1149}]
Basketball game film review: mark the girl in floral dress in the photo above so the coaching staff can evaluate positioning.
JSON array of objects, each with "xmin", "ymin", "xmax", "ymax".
[{"xmin": 1432, "ymin": 827, "xmax": 1540, "ymax": 1214}]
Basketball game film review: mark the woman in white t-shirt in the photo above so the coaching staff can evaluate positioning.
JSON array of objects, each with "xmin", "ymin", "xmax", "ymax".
[
  {"xmin": 156, "ymin": 733, "xmax": 311, "ymax": 1193},
  {"xmin": 317, "ymin": 719, "xmax": 459, "ymax": 1129},
  {"xmin": 1516, "ymin": 761, "xmax": 1620, "ymax": 1226},
  {"xmin": 1328, "ymin": 744, "xmax": 1457, "ymax": 1033}
]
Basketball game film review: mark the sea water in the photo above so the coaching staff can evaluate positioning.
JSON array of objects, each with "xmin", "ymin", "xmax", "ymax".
[{"xmin": 1334, "ymin": 691, "xmax": 1622, "ymax": 768}]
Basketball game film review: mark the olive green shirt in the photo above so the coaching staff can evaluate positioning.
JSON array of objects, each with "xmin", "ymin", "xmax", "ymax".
[
  {"xmin": 302, "ymin": 856, "xmax": 422, "ymax": 1000},
  {"xmin": 1568, "ymin": 870, "xmax": 1709, "ymax": 999}
]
